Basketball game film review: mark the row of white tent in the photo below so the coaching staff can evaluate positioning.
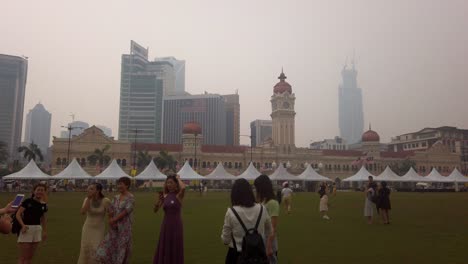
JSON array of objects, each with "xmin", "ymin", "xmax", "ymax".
[{"xmin": 3, "ymin": 158, "xmax": 468, "ymax": 183}]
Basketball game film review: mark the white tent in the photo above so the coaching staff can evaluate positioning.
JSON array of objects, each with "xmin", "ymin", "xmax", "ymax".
[
  {"xmin": 376, "ymin": 166, "xmax": 402, "ymax": 182},
  {"xmin": 238, "ymin": 162, "xmax": 261, "ymax": 180},
  {"xmin": 422, "ymin": 168, "xmax": 451, "ymax": 182},
  {"xmin": 269, "ymin": 164, "xmax": 299, "ymax": 181},
  {"xmin": 51, "ymin": 158, "xmax": 92, "ymax": 180},
  {"xmin": 205, "ymin": 163, "xmax": 236, "ymax": 180},
  {"xmin": 446, "ymin": 168, "xmax": 468, "ymax": 183},
  {"xmin": 177, "ymin": 161, "xmax": 205, "ymax": 180},
  {"xmin": 94, "ymin": 159, "xmax": 130, "ymax": 180},
  {"xmin": 135, "ymin": 160, "xmax": 167, "ymax": 181},
  {"xmin": 399, "ymin": 167, "xmax": 426, "ymax": 182},
  {"xmin": 3, "ymin": 159, "xmax": 51, "ymax": 180},
  {"xmin": 297, "ymin": 164, "xmax": 332, "ymax": 182},
  {"xmin": 342, "ymin": 166, "xmax": 376, "ymax": 182}
]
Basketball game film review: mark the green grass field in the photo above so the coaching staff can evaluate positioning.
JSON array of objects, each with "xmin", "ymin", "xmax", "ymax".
[{"xmin": 0, "ymin": 191, "xmax": 467, "ymax": 264}]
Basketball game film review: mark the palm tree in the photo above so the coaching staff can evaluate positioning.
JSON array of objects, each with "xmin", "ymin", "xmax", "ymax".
[
  {"xmin": 154, "ymin": 150, "xmax": 176, "ymax": 171},
  {"xmin": 136, "ymin": 150, "xmax": 152, "ymax": 171},
  {"xmin": 87, "ymin": 145, "xmax": 111, "ymax": 166},
  {"xmin": 0, "ymin": 141, "xmax": 8, "ymax": 164},
  {"xmin": 17, "ymin": 142, "xmax": 44, "ymax": 162}
]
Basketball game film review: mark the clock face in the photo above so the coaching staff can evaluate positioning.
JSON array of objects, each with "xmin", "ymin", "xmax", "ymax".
[{"xmin": 283, "ymin": 102, "xmax": 290, "ymax": 109}]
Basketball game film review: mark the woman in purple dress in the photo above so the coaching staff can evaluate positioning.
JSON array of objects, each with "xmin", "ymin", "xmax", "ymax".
[
  {"xmin": 96, "ymin": 177, "xmax": 135, "ymax": 264},
  {"xmin": 153, "ymin": 174, "xmax": 186, "ymax": 264}
]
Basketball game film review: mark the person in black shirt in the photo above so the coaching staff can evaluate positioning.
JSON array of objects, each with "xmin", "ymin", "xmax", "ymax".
[{"xmin": 15, "ymin": 183, "xmax": 48, "ymax": 264}]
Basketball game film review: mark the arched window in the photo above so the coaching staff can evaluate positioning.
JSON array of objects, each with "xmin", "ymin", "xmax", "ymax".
[
  {"xmin": 202, "ymin": 161, "xmax": 206, "ymax": 168},
  {"xmin": 189, "ymin": 158, "xmax": 193, "ymax": 167},
  {"xmin": 214, "ymin": 161, "xmax": 218, "ymax": 167},
  {"xmin": 239, "ymin": 162, "xmax": 243, "ymax": 169},
  {"xmin": 56, "ymin": 158, "xmax": 61, "ymax": 166},
  {"xmin": 117, "ymin": 159, "xmax": 121, "ymax": 165},
  {"xmin": 122, "ymin": 159, "xmax": 127, "ymax": 167},
  {"xmin": 224, "ymin": 162, "xmax": 228, "ymax": 167},
  {"xmin": 62, "ymin": 158, "xmax": 67, "ymax": 167},
  {"xmin": 228, "ymin": 162, "xmax": 232, "ymax": 169},
  {"xmin": 234, "ymin": 162, "xmax": 238, "ymax": 169},
  {"xmin": 207, "ymin": 161, "xmax": 211, "ymax": 168}
]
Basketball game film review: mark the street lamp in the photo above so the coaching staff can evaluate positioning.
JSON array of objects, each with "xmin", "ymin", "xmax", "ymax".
[
  {"xmin": 131, "ymin": 129, "xmax": 142, "ymax": 176},
  {"xmin": 194, "ymin": 132, "xmax": 199, "ymax": 172},
  {"xmin": 61, "ymin": 124, "xmax": 83, "ymax": 166}
]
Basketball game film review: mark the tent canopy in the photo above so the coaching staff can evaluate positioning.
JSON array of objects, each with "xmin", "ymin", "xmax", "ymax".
[
  {"xmin": 3, "ymin": 159, "xmax": 50, "ymax": 180},
  {"xmin": 342, "ymin": 166, "xmax": 376, "ymax": 182},
  {"xmin": 377, "ymin": 166, "xmax": 402, "ymax": 182},
  {"xmin": 422, "ymin": 168, "xmax": 451, "ymax": 182},
  {"xmin": 205, "ymin": 163, "xmax": 236, "ymax": 180},
  {"xmin": 135, "ymin": 160, "xmax": 167, "ymax": 181},
  {"xmin": 297, "ymin": 164, "xmax": 332, "ymax": 182},
  {"xmin": 399, "ymin": 167, "xmax": 425, "ymax": 182},
  {"xmin": 94, "ymin": 159, "xmax": 130, "ymax": 180},
  {"xmin": 238, "ymin": 162, "xmax": 261, "ymax": 180},
  {"xmin": 177, "ymin": 161, "xmax": 205, "ymax": 180},
  {"xmin": 447, "ymin": 168, "xmax": 468, "ymax": 183},
  {"xmin": 51, "ymin": 158, "xmax": 92, "ymax": 180},
  {"xmin": 269, "ymin": 164, "xmax": 299, "ymax": 181}
]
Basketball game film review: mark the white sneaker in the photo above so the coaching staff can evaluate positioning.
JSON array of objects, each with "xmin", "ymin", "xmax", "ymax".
[{"xmin": 323, "ymin": 215, "xmax": 330, "ymax": 220}]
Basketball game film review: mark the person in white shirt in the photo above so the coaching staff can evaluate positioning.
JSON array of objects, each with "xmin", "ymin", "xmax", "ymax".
[
  {"xmin": 221, "ymin": 179, "xmax": 273, "ymax": 264},
  {"xmin": 281, "ymin": 183, "xmax": 293, "ymax": 214}
]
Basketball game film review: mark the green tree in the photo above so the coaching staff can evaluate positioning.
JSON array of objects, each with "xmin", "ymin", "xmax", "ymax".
[
  {"xmin": 87, "ymin": 145, "xmax": 111, "ymax": 166},
  {"xmin": 154, "ymin": 150, "xmax": 176, "ymax": 172},
  {"xmin": 17, "ymin": 142, "xmax": 44, "ymax": 162},
  {"xmin": 390, "ymin": 159, "xmax": 416, "ymax": 176},
  {"xmin": 0, "ymin": 141, "xmax": 8, "ymax": 164},
  {"xmin": 136, "ymin": 150, "xmax": 152, "ymax": 171}
]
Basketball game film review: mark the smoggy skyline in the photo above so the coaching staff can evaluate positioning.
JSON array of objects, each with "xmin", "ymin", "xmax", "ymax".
[{"xmin": 2, "ymin": 0, "xmax": 467, "ymax": 147}]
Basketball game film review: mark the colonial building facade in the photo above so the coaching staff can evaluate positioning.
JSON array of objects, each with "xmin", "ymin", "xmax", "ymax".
[{"xmin": 51, "ymin": 72, "xmax": 466, "ymax": 178}]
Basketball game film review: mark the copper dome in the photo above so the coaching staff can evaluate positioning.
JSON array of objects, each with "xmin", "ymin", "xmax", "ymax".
[
  {"xmin": 362, "ymin": 129, "xmax": 380, "ymax": 142},
  {"xmin": 182, "ymin": 122, "xmax": 202, "ymax": 135},
  {"xmin": 273, "ymin": 70, "xmax": 292, "ymax": 94}
]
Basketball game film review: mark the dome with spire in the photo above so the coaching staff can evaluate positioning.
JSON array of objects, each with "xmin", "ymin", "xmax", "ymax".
[
  {"xmin": 182, "ymin": 122, "xmax": 202, "ymax": 135},
  {"xmin": 362, "ymin": 124, "xmax": 380, "ymax": 142},
  {"xmin": 273, "ymin": 69, "xmax": 292, "ymax": 94}
]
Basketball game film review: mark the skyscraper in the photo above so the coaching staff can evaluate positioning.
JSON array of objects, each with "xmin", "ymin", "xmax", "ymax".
[
  {"xmin": 250, "ymin": 120, "xmax": 272, "ymax": 147},
  {"xmin": 24, "ymin": 103, "xmax": 52, "ymax": 154},
  {"xmin": 0, "ymin": 54, "xmax": 28, "ymax": 161},
  {"xmin": 162, "ymin": 94, "xmax": 227, "ymax": 145},
  {"xmin": 223, "ymin": 93, "xmax": 240, "ymax": 146},
  {"xmin": 338, "ymin": 62, "xmax": 364, "ymax": 144},
  {"xmin": 118, "ymin": 41, "xmax": 165, "ymax": 143},
  {"xmin": 155, "ymin": 57, "xmax": 185, "ymax": 95}
]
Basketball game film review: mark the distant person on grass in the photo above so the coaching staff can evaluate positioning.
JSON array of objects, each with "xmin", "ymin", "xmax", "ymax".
[
  {"xmin": 281, "ymin": 182, "xmax": 293, "ymax": 214},
  {"xmin": 377, "ymin": 181, "xmax": 391, "ymax": 224},
  {"xmin": 254, "ymin": 175, "xmax": 280, "ymax": 264},
  {"xmin": 222, "ymin": 178, "xmax": 272, "ymax": 264},
  {"xmin": 96, "ymin": 177, "xmax": 134, "ymax": 264},
  {"xmin": 319, "ymin": 183, "xmax": 330, "ymax": 220},
  {"xmin": 77, "ymin": 183, "xmax": 110, "ymax": 264},
  {"xmin": 364, "ymin": 176, "xmax": 377, "ymax": 224},
  {"xmin": 16, "ymin": 183, "xmax": 48, "ymax": 264},
  {"xmin": 153, "ymin": 174, "xmax": 186, "ymax": 264}
]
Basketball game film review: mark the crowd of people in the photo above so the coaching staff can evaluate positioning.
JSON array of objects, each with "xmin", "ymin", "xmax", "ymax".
[{"xmin": 0, "ymin": 174, "xmax": 392, "ymax": 263}]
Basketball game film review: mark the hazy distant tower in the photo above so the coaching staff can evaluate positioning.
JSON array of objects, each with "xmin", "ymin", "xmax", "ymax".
[
  {"xmin": 24, "ymin": 103, "xmax": 52, "ymax": 154},
  {"xmin": 270, "ymin": 70, "xmax": 296, "ymax": 153},
  {"xmin": 338, "ymin": 61, "xmax": 364, "ymax": 144}
]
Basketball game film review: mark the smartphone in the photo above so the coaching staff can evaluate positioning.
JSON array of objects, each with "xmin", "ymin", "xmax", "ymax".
[{"xmin": 11, "ymin": 194, "xmax": 25, "ymax": 209}]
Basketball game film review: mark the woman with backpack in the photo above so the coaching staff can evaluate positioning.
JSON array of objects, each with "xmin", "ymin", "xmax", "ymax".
[
  {"xmin": 254, "ymin": 175, "xmax": 280, "ymax": 264},
  {"xmin": 15, "ymin": 183, "xmax": 48, "ymax": 264},
  {"xmin": 222, "ymin": 178, "xmax": 273, "ymax": 264}
]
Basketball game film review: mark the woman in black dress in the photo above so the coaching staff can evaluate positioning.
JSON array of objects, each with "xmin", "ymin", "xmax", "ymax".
[{"xmin": 377, "ymin": 181, "xmax": 391, "ymax": 224}]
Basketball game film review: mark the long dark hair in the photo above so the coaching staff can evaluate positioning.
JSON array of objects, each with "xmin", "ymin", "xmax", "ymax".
[
  {"xmin": 231, "ymin": 179, "xmax": 255, "ymax": 207},
  {"xmin": 164, "ymin": 174, "xmax": 180, "ymax": 193},
  {"xmin": 254, "ymin": 175, "xmax": 275, "ymax": 203},
  {"xmin": 93, "ymin": 183, "xmax": 105, "ymax": 199}
]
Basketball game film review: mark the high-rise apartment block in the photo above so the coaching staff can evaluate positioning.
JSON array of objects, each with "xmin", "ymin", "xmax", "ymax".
[
  {"xmin": 250, "ymin": 120, "xmax": 272, "ymax": 147},
  {"xmin": 24, "ymin": 103, "xmax": 52, "ymax": 154},
  {"xmin": 0, "ymin": 54, "xmax": 28, "ymax": 161}
]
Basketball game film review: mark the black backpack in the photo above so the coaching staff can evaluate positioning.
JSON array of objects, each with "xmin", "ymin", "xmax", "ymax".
[{"xmin": 230, "ymin": 206, "xmax": 269, "ymax": 264}]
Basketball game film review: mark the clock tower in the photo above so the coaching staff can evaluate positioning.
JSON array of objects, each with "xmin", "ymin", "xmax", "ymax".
[{"xmin": 270, "ymin": 69, "xmax": 296, "ymax": 153}]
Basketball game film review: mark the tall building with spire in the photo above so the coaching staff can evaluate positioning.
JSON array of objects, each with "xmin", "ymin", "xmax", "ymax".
[
  {"xmin": 270, "ymin": 70, "xmax": 296, "ymax": 153},
  {"xmin": 338, "ymin": 61, "xmax": 364, "ymax": 144}
]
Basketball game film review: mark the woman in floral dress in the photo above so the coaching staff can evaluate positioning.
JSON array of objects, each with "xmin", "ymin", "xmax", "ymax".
[{"xmin": 96, "ymin": 177, "xmax": 135, "ymax": 264}]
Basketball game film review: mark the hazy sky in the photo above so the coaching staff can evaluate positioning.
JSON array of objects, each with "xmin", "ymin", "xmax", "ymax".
[{"xmin": 2, "ymin": 0, "xmax": 467, "ymax": 147}]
